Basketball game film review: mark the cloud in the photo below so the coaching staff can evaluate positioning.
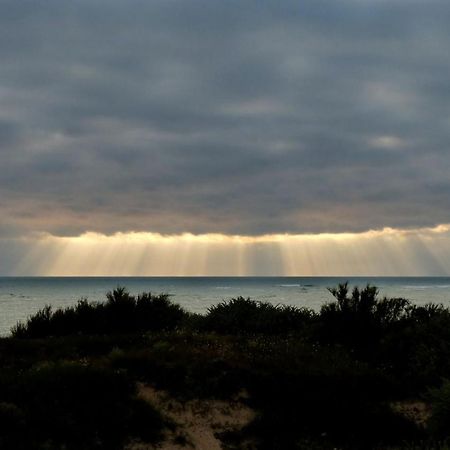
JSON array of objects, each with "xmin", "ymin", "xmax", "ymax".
[{"xmin": 1, "ymin": 0, "xmax": 450, "ymax": 241}]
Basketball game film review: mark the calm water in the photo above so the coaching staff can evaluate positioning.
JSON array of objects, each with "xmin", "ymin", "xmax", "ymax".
[{"xmin": 2, "ymin": 277, "xmax": 450, "ymax": 335}]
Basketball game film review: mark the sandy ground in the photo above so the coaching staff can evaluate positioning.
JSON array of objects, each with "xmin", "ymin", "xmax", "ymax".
[
  {"xmin": 391, "ymin": 400, "xmax": 431, "ymax": 428},
  {"xmin": 127, "ymin": 384, "xmax": 256, "ymax": 450}
]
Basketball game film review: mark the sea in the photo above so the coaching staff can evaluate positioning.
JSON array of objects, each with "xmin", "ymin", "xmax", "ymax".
[{"xmin": 1, "ymin": 276, "xmax": 450, "ymax": 335}]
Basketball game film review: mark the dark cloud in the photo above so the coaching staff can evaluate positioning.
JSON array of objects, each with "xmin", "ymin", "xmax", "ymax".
[{"xmin": 1, "ymin": 0, "xmax": 450, "ymax": 237}]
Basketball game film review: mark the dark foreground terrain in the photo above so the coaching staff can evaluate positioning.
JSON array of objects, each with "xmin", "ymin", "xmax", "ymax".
[{"xmin": 2, "ymin": 284, "xmax": 450, "ymax": 449}]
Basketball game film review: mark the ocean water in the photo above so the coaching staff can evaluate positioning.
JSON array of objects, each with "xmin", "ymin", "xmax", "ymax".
[{"xmin": 1, "ymin": 277, "xmax": 450, "ymax": 335}]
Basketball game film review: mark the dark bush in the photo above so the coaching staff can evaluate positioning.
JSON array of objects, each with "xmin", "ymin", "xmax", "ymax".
[
  {"xmin": 0, "ymin": 362, "xmax": 165, "ymax": 449},
  {"xmin": 236, "ymin": 335, "xmax": 422, "ymax": 449},
  {"xmin": 10, "ymin": 305, "xmax": 54, "ymax": 339},
  {"xmin": 379, "ymin": 303, "xmax": 450, "ymax": 392},
  {"xmin": 108, "ymin": 335, "xmax": 245, "ymax": 399},
  {"xmin": 200, "ymin": 296, "xmax": 314, "ymax": 335},
  {"xmin": 318, "ymin": 282, "xmax": 411, "ymax": 356},
  {"xmin": 428, "ymin": 379, "xmax": 450, "ymax": 439},
  {"xmin": 11, "ymin": 287, "xmax": 188, "ymax": 338}
]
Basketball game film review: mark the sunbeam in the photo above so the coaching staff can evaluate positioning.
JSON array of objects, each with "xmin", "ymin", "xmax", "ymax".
[{"xmin": 13, "ymin": 225, "xmax": 450, "ymax": 276}]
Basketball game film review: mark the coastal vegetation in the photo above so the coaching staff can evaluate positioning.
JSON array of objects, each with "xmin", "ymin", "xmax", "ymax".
[{"xmin": 2, "ymin": 284, "xmax": 450, "ymax": 448}]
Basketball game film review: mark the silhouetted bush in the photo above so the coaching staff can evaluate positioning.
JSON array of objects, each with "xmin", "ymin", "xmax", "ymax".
[
  {"xmin": 427, "ymin": 379, "xmax": 450, "ymax": 439},
  {"xmin": 11, "ymin": 287, "xmax": 188, "ymax": 338},
  {"xmin": 201, "ymin": 296, "xmax": 314, "ymax": 335},
  {"xmin": 246, "ymin": 370, "xmax": 421, "ymax": 449},
  {"xmin": 0, "ymin": 362, "xmax": 165, "ymax": 449},
  {"xmin": 379, "ymin": 302, "xmax": 450, "ymax": 393},
  {"xmin": 318, "ymin": 282, "xmax": 411, "ymax": 356}
]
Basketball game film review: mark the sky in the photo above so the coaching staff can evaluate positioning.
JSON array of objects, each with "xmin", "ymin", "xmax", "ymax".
[{"xmin": 1, "ymin": 0, "xmax": 450, "ymax": 275}]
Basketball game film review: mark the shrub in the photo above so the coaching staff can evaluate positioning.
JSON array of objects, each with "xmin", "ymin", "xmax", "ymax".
[
  {"xmin": 11, "ymin": 287, "xmax": 188, "ymax": 338},
  {"xmin": 0, "ymin": 362, "xmax": 166, "ymax": 449},
  {"xmin": 199, "ymin": 296, "xmax": 314, "ymax": 335},
  {"xmin": 239, "ymin": 335, "xmax": 422, "ymax": 449},
  {"xmin": 428, "ymin": 379, "xmax": 450, "ymax": 438},
  {"xmin": 318, "ymin": 282, "xmax": 411, "ymax": 355},
  {"xmin": 11, "ymin": 305, "xmax": 53, "ymax": 339},
  {"xmin": 380, "ymin": 303, "xmax": 450, "ymax": 392}
]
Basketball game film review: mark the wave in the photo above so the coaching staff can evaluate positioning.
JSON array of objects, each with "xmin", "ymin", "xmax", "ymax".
[
  {"xmin": 3, "ymin": 293, "xmax": 30, "ymax": 299},
  {"xmin": 401, "ymin": 285, "xmax": 450, "ymax": 290},
  {"xmin": 277, "ymin": 284, "xmax": 313, "ymax": 288}
]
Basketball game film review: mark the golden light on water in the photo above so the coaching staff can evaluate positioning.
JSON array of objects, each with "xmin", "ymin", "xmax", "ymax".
[{"xmin": 14, "ymin": 225, "xmax": 450, "ymax": 276}]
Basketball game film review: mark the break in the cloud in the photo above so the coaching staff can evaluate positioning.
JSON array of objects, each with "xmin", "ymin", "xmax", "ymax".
[
  {"xmin": 3, "ymin": 225, "xmax": 450, "ymax": 276},
  {"xmin": 1, "ymin": 0, "xmax": 450, "ymax": 274}
]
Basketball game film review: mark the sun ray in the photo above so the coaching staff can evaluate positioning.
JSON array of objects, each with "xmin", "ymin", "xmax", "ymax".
[{"xmin": 14, "ymin": 225, "xmax": 450, "ymax": 276}]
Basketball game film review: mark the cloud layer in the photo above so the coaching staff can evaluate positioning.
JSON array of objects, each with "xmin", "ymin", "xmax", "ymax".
[{"xmin": 1, "ymin": 0, "xmax": 450, "ymax": 240}]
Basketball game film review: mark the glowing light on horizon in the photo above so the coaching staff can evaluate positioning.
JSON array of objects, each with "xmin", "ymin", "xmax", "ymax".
[{"xmin": 14, "ymin": 225, "xmax": 450, "ymax": 276}]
